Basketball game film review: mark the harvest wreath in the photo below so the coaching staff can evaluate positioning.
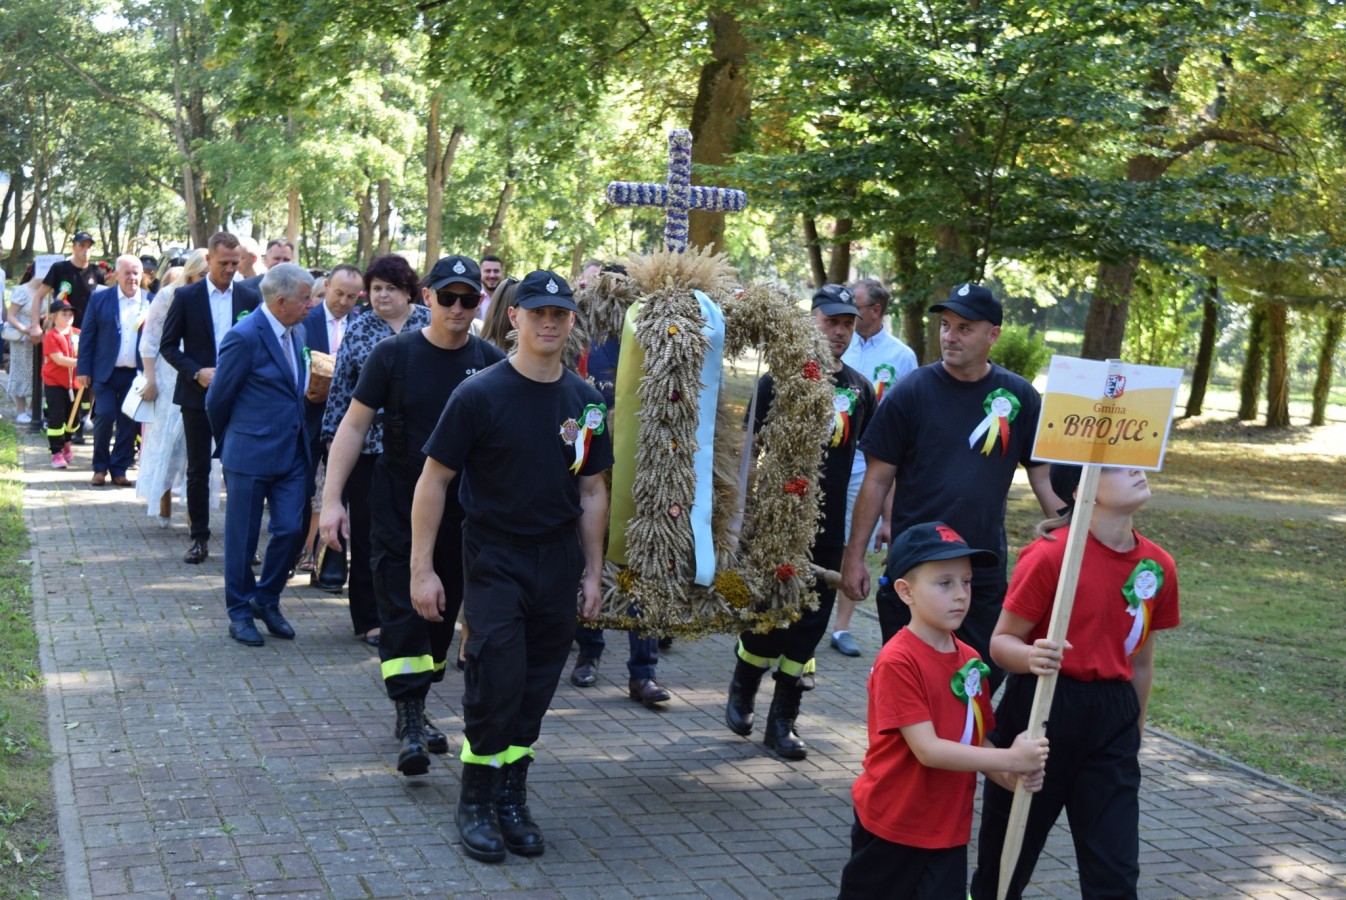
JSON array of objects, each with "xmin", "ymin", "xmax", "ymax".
[{"xmin": 576, "ymin": 247, "xmax": 834, "ymax": 639}]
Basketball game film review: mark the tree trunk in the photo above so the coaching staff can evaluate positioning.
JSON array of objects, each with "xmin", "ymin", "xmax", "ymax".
[
  {"xmin": 687, "ymin": 10, "xmax": 751, "ymax": 255},
  {"xmin": 802, "ymin": 215, "xmax": 826, "ymax": 288},
  {"xmin": 375, "ymin": 178, "xmax": 392, "ymax": 256},
  {"xmin": 5, "ymin": 172, "xmax": 25, "ymax": 272},
  {"xmin": 827, "ymin": 218, "xmax": 853, "ymax": 284},
  {"xmin": 890, "ymin": 233, "xmax": 924, "ymax": 363},
  {"xmin": 1310, "ymin": 308, "xmax": 1342, "ymax": 427},
  {"xmin": 286, "ymin": 188, "xmax": 300, "ymax": 249},
  {"xmin": 1237, "ymin": 303, "xmax": 1268, "ymax": 421},
  {"xmin": 424, "ymin": 92, "xmax": 465, "ymax": 266},
  {"xmin": 1264, "ymin": 301, "xmax": 1290, "ymax": 427},
  {"xmin": 484, "ymin": 179, "xmax": 515, "ymax": 256},
  {"xmin": 0, "ymin": 180, "xmax": 13, "ymax": 238},
  {"xmin": 1184, "ymin": 276, "xmax": 1220, "ymax": 417},
  {"xmin": 356, "ymin": 184, "xmax": 374, "ymax": 265},
  {"xmin": 1082, "ymin": 258, "xmax": 1139, "ymax": 360},
  {"xmin": 928, "ymin": 225, "xmax": 967, "ymax": 362}
]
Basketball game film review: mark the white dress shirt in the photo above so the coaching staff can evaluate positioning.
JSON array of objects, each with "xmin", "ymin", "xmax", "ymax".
[
  {"xmin": 842, "ymin": 327, "xmax": 918, "ymax": 479},
  {"xmin": 115, "ymin": 288, "xmax": 147, "ymax": 368},
  {"xmin": 208, "ymin": 279, "xmax": 234, "ymax": 349}
]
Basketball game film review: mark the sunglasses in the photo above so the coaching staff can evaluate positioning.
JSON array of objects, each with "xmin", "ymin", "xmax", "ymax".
[{"xmin": 435, "ymin": 289, "xmax": 481, "ymax": 309}]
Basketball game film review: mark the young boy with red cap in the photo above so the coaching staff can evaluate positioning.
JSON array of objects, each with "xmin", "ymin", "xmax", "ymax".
[{"xmin": 839, "ymin": 521, "xmax": 1049, "ymax": 900}]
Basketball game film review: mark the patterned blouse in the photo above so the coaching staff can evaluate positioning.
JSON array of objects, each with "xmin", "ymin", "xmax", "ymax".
[{"xmin": 320, "ymin": 303, "xmax": 431, "ymax": 454}]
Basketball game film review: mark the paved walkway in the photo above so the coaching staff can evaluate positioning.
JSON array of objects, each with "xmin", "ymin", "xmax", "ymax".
[{"xmin": 12, "ymin": 430, "xmax": 1346, "ymax": 899}]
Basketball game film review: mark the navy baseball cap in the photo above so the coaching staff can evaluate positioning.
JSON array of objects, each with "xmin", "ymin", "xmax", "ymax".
[
  {"xmin": 72, "ymin": 231, "xmax": 94, "ymax": 245},
  {"xmin": 426, "ymin": 255, "xmax": 482, "ymax": 292},
  {"xmin": 49, "ymin": 298, "xmax": 76, "ymax": 314},
  {"xmin": 888, "ymin": 521, "xmax": 998, "ymax": 580},
  {"xmin": 512, "ymin": 270, "xmax": 579, "ymax": 313},
  {"xmin": 929, "ymin": 283, "xmax": 1002, "ymax": 326},
  {"xmin": 811, "ymin": 283, "xmax": 860, "ymax": 317}
]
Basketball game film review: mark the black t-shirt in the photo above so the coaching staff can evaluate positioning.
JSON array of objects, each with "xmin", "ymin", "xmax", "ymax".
[
  {"xmin": 353, "ymin": 330, "xmax": 506, "ymax": 481},
  {"xmin": 423, "ymin": 361, "xmax": 615, "ymax": 535},
  {"xmin": 753, "ymin": 361, "xmax": 876, "ymax": 550},
  {"xmin": 43, "ymin": 260, "xmax": 102, "ymax": 326},
  {"xmin": 859, "ymin": 361, "xmax": 1044, "ymax": 585}
]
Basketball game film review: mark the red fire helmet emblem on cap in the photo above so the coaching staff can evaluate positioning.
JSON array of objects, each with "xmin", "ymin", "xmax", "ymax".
[{"xmin": 936, "ymin": 525, "xmax": 964, "ymax": 544}]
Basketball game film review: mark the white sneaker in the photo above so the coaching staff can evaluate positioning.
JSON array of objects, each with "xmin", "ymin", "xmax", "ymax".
[{"xmin": 15, "ymin": 412, "xmax": 32, "ymax": 425}]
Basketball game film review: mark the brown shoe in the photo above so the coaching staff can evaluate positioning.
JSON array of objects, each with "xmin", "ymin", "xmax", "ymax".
[
  {"xmin": 111, "ymin": 475, "xmax": 133, "ymax": 487},
  {"xmin": 89, "ymin": 471, "xmax": 107, "ymax": 487},
  {"xmin": 628, "ymin": 677, "xmax": 670, "ymax": 708},
  {"xmin": 183, "ymin": 539, "xmax": 209, "ymax": 565}
]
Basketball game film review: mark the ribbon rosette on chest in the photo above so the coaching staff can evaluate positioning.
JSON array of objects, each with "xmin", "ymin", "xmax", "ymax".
[
  {"xmin": 1122, "ymin": 558, "xmax": 1163, "ymax": 656},
  {"xmin": 873, "ymin": 363, "xmax": 896, "ymax": 403},
  {"xmin": 830, "ymin": 387, "xmax": 858, "ymax": 448},
  {"xmin": 968, "ymin": 388, "xmax": 1020, "ymax": 457},
  {"xmin": 951, "ymin": 658, "xmax": 991, "ymax": 745},
  {"xmin": 564, "ymin": 403, "xmax": 607, "ymax": 474}
]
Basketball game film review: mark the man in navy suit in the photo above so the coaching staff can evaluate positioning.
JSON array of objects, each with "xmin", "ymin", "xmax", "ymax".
[
  {"xmin": 160, "ymin": 232, "xmax": 262, "ymax": 564},
  {"xmin": 299, "ymin": 263, "xmax": 362, "ymax": 590},
  {"xmin": 206, "ymin": 264, "xmax": 314, "ymax": 647},
  {"xmin": 75, "ymin": 255, "xmax": 149, "ymax": 487}
]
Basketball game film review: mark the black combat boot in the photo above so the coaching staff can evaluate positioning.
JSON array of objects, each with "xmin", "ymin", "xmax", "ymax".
[
  {"xmin": 422, "ymin": 710, "xmax": 449, "ymax": 754},
  {"xmin": 763, "ymin": 676, "xmax": 808, "ymax": 761},
  {"xmin": 394, "ymin": 699, "xmax": 431, "ymax": 776},
  {"xmin": 456, "ymin": 763, "xmax": 506, "ymax": 862},
  {"xmin": 725, "ymin": 658, "xmax": 767, "ymax": 736},
  {"xmin": 495, "ymin": 756, "xmax": 545, "ymax": 856}
]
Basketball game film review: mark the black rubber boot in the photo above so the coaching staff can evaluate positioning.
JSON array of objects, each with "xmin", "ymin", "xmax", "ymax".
[
  {"xmin": 495, "ymin": 757, "xmax": 545, "ymax": 856},
  {"xmin": 763, "ymin": 676, "xmax": 808, "ymax": 761},
  {"xmin": 422, "ymin": 711, "xmax": 449, "ymax": 755},
  {"xmin": 456, "ymin": 763, "xmax": 506, "ymax": 862},
  {"xmin": 725, "ymin": 658, "xmax": 767, "ymax": 736},
  {"xmin": 395, "ymin": 699, "xmax": 431, "ymax": 776}
]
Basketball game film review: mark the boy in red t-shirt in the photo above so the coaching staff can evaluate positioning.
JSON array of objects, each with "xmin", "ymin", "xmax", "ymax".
[
  {"xmin": 41, "ymin": 299, "xmax": 80, "ymax": 469},
  {"xmin": 970, "ymin": 465, "xmax": 1180, "ymax": 900},
  {"xmin": 840, "ymin": 522, "xmax": 1049, "ymax": 900}
]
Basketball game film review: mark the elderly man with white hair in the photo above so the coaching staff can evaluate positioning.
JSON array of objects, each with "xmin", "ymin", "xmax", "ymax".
[{"xmin": 76, "ymin": 255, "xmax": 149, "ymax": 487}]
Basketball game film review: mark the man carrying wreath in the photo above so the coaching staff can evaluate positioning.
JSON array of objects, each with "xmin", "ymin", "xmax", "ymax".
[{"xmin": 841, "ymin": 283, "xmax": 1063, "ymax": 693}]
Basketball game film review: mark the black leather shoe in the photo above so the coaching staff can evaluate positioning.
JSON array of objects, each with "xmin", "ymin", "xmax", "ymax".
[
  {"xmin": 628, "ymin": 677, "xmax": 670, "ymax": 708},
  {"xmin": 251, "ymin": 603, "xmax": 295, "ymax": 639},
  {"xmin": 569, "ymin": 656, "xmax": 598, "ymax": 687},
  {"xmin": 229, "ymin": 620, "xmax": 264, "ymax": 647},
  {"xmin": 183, "ymin": 539, "xmax": 209, "ymax": 565}
]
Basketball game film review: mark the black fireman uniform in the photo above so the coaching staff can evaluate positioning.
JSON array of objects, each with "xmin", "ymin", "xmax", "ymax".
[
  {"xmin": 728, "ymin": 361, "xmax": 876, "ymax": 759},
  {"xmin": 353, "ymin": 327, "xmax": 505, "ymax": 765}
]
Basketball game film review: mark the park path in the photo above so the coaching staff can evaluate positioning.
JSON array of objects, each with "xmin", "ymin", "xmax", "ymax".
[{"xmin": 12, "ymin": 430, "xmax": 1346, "ymax": 899}]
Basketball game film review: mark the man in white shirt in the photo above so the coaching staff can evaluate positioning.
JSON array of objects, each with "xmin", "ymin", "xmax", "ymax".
[
  {"xmin": 831, "ymin": 278, "xmax": 918, "ymax": 657},
  {"xmin": 75, "ymin": 256, "xmax": 150, "ymax": 486}
]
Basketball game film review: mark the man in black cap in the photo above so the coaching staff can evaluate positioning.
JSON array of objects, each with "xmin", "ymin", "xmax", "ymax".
[
  {"xmin": 29, "ymin": 231, "xmax": 102, "ymax": 327},
  {"xmin": 411, "ymin": 269, "xmax": 612, "ymax": 863},
  {"xmin": 320, "ymin": 255, "xmax": 505, "ymax": 777},
  {"xmin": 725, "ymin": 283, "xmax": 877, "ymax": 760},
  {"xmin": 841, "ymin": 283, "xmax": 1063, "ymax": 693}
]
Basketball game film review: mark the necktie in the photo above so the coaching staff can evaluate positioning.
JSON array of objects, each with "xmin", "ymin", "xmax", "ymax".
[{"xmin": 282, "ymin": 327, "xmax": 297, "ymax": 387}]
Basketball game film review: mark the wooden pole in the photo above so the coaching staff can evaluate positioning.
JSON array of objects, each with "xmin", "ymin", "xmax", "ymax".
[
  {"xmin": 66, "ymin": 386, "xmax": 85, "ymax": 432},
  {"xmin": 995, "ymin": 463, "xmax": 1101, "ymax": 900}
]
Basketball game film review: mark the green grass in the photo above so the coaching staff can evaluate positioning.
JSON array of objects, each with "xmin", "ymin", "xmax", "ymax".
[{"xmin": 0, "ymin": 420, "xmax": 60, "ymax": 898}]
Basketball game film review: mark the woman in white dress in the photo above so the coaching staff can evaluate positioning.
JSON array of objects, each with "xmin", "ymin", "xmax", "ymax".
[{"xmin": 136, "ymin": 251, "xmax": 207, "ymax": 525}]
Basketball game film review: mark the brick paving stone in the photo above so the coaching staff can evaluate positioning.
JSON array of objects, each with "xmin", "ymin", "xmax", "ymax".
[{"xmin": 11, "ymin": 426, "xmax": 1346, "ymax": 899}]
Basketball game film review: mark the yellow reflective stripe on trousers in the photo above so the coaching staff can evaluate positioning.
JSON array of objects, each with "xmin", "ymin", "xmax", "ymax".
[
  {"xmin": 776, "ymin": 655, "xmax": 811, "ymax": 678},
  {"xmin": 46, "ymin": 427, "xmax": 65, "ymax": 438},
  {"xmin": 432, "ymin": 658, "xmax": 447, "ymax": 674},
  {"xmin": 380, "ymin": 655, "xmax": 435, "ymax": 680},
  {"xmin": 735, "ymin": 638, "xmax": 772, "ymax": 670},
  {"xmin": 460, "ymin": 739, "xmax": 534, "ymax": 767}
]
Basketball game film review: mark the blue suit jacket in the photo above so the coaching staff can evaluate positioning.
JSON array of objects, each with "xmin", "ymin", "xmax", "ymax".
[
  {"xmin": 75, "ymin": 285, "xmax": 146, "ymax": 384},
  {"xmin": 205, "ymin": 308, "xmax": 311, "ymax": 478},
  {"xmin": 159, "ymin": 278, "xmax": 262, "ymax": 409}
]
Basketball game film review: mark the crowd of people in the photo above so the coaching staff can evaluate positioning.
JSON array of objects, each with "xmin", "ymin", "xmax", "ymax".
[{"xmin": 1, "ymin": 233, "xmax": 1180, "ymax": 899}]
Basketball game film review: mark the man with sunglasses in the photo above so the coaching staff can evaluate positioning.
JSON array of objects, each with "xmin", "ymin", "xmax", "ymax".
[{"xmin": 320, "ymin": 255, "xmax": 505, "ymax": 778}]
